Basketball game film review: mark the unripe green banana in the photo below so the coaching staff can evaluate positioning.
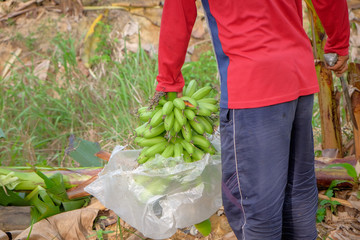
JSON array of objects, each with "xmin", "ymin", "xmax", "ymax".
[
  {"xmin": 137, "ymin": 106, "xmax": 149, "ymax": 115},
  {"xmin": 164, "ymin": 111, "xmax": 175, "ymax": 131},
  {"xmin": 181, "ymin": 122, "xmax": 192, "ymax": 142},
  {"xmin": 189, "ymin": 119, "xmax": 205, "ymax": 134},
  {"xmin": 161, "ymin": 143, "xmax": 174, "ymax": 158},
  {"xmin": 180, "ymin": 139, "xmax": 195, "ymax": 155},
  {"xmin": 197, "ymin": 98, "xmax": 218, "ymax": 105},
  {"xmin": 174, "ymin": 142, "xmax": 183, "ymax": 157},
  {"xmin": 192, "ymin": 135, "xmax": 211, "ymax": 149},
  {"xmin": 143, "ymin": 123, "xmax": 165, "ymax": 138},
  {"xmin": 133, "ymin": 174, "xmax": 151, "ymax": 185},
  {"xmin": 173, "ymin": 98, "xmax": 186, "ymax": 110},
  {"xmin": 205, "ymin": 116, "xmax": 214, "ymax": 125},
  {"xmin": 162, "ymin": 101, "xmax": 174, "ymax": 115},
  {"xmin": 149, "ymin": 108, "xmax": 164, "ymax": 127},
  {"xmin": 197, "ymin": 116, "xmax": 214, "ymax": 134},
  {"xmin": 200, "ymin": 144, "xmax": 217, "ymax": 155},
  {"xmin": 184, "ymin": 109, "xmax": 196, "ymax": 121},
  {"xmin": 184, "ymin": 80, "xmax": 198, "ymax": 97},
  {"xmin": 137, "ymin": 155, "xmax": 149, "ymax": 164},
  {"xmin": 191, "ymin": 86, "xmax": 213, "ymax": 100},
  {"xmin": 134, "ymin": 122, "xmax": 148, "ymax": 136},
  {"xmin": 139, "ymin": 111, "xmax": 153, "ymax": 122},
  {"xmin": 198, "ymin": 102, "xmax": 219, "ymax": 113},
  {"xmin": 134, "ymin": 136, "xmax": 144, "ymax": 144},
  {"xmin": 158, "ymin": 98, "xmax": 167, "ymax": 106},
  {"xmin": 168, "ymin": 128, "xmax": 178, "ymax": 137},
  {"xmin": 183, "ymin": 151, "xmax": 192, "ymax": 163},
  {"xmin": 139, "ymin": 147, "xmax": 150, "ymax": 157},
  {"xmin": 143, "ymin": 142, "xmax": 167, "ymax": 158},
  {"xmin": 181, "ymin": 96, "xmax": 198, "ymax": 108},
  {"xmin": 192, "ymin": 147, "xmax": 205, "ymax": 161},
  {"xmin": 145, "ymin": 178, "xmax": 169, "ymax": 195},
  {"xmin": 196, "ymin": 105, "xmax": 212, "ymax": 116},
  {"xmin": 137, "ymin": 136, "xmax": 167, "ymax": 147},
  {"xmin": 173, "ymin": 118, "xmax": 182, "ymax": 133},
  {"xmin": 174, "ymin": 107, "xmax": 186, "ymax": 126}
]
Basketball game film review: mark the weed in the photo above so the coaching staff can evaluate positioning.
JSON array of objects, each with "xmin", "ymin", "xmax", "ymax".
[
  {"xmin": 51, "ymin": 33, "xmax": 77, "ymax": 74},
  {"xmin": 89, "ymin": 21, "xmax": 113, "ymax": 65},
  {"xmin": 117, "ymin": 217, "xmax": 124, "ymax": 240},
  {"xmin": 316, "ymin": 180, "xmax": 347, "ymax": 223},
  {"xmin": 87, "ymin": 229, "xmax": 115, "ymax": 240},
  {"xmin": 327, "ymin": 163, "xmax": 360, "ymax": 198}
]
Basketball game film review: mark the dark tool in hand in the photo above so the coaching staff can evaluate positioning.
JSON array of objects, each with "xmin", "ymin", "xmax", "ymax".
[{"xmin": 324, "ymin": 53, "xmax": 358, "ymax": 130}]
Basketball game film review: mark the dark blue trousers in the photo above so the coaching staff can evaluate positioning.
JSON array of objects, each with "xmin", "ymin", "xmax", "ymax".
[{"xmin": 220, "ymin": 94, "xmax": 318, "ymax": 240}]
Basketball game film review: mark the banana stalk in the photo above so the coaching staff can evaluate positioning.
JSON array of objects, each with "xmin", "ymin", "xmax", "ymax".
[{"xmin": 0, "ymin": 167, "xmax": 102, "ymax": 191}]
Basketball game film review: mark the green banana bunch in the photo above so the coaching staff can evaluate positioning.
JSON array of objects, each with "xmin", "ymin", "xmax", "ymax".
[{"xmin": 134, "ymin": 80, "xmax": 219, "ymax": 164}]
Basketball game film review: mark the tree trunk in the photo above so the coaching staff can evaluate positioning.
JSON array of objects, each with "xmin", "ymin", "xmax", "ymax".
[
  {"xmin": 348, "ymin": 63, "xmax": 360, "ymax": 174},
  {"xmin": 306, "ymin": 0, "xmax": 343, "ymax": 157},
  {"xmin": 316, "ymin": 62, "xmax": 343, "ymax": 157},
  {"xmin": 0, "ymin": 206, "xmax": 31, "ymax": 231}
]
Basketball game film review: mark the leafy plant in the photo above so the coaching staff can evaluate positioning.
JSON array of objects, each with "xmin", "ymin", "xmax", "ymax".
[
  {"xmin": 87, "ymin": 229, "xmax": 115, "ymax": 240},
  {"xmin": 326, "ymin": 163, "xmax": 360, "ymax": 198},
  {"xmin": 89, "ymin": 21, "xmax": 113, "ymax": 65},
  {"xmin": 316, "ymin": 179, "xmax": 347, "ymax": 223}
]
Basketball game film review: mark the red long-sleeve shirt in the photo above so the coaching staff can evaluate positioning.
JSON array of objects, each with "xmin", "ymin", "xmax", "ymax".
[{"xmin": 155, "ymin": 0, "xmax": 350, "ymax": 109}]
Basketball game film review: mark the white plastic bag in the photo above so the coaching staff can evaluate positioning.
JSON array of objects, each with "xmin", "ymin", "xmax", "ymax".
[{"xmin": 85, "ymin": 138, "xmax": 222, "ymax": 239}]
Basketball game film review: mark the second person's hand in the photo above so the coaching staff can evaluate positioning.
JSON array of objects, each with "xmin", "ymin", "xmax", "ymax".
[{"xmin": 326, "ymin": 54, "xmax": 349, "ymax": 77}]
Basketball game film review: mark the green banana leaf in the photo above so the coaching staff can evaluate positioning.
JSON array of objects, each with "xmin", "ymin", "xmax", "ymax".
[
  {"xmin": 0, "ymin": 187, "xmax": 29, "ymax": 206},
  {"xmin": 66, "ymin": 135, "xmax": 103, "ymax": 167}
]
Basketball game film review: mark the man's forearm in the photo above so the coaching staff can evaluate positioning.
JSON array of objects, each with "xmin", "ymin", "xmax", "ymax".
[
  {"xmin": 312, "ymin": 0, "xmax": 350, "ymax": 56},
  {"xmin": 156, "ymin": 0, "xmax": 197, "ymax": 93}
]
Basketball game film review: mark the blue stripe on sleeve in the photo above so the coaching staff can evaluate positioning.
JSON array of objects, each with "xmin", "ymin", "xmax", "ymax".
[{"xmin": 201, "ymin": 0, "xmax": 230, "ymax": 108}]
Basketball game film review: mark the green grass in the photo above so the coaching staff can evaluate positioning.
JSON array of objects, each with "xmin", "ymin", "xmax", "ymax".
[{"xmin": 0, "ymin": 33, "xmax": 161, "ymax": 166}]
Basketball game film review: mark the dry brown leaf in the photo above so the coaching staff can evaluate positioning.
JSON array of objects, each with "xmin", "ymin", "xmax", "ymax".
[
  {"xmin": 86, "ymin": 198, "xmax": 106, "ymax": 211},
  {"xmin": 1, "ymin": 48, "xmax": 21, "ymax": 78},
  {"xmin": 15, "ymin": 208, "xmax": 99, "ymax": 240},
  {"xmin": 348, "ymin": 194, "xmax": 360, "ymax": 211},
  {"xmin": 33, "ymin": 59, "xmax": 50, "ymax": 82},
  {"xmin": 209, "ymin": 214, "xmax": 233, "ymax": 238}
]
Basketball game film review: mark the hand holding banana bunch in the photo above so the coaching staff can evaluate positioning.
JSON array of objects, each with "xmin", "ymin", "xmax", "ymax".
[{"xmin": 134, "ymin": 80, "xmax": 219, "ymax": 164}]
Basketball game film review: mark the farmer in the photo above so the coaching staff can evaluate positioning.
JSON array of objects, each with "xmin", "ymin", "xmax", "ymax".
[{"xmin": 155, "ymin": 0, "xmax": 349, "ymax": 239}]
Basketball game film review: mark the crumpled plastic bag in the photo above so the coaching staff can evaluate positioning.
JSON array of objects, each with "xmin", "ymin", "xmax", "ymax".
[{"xmin": 85, "ymin": 137, "xmax": 222, "ymax": 239}]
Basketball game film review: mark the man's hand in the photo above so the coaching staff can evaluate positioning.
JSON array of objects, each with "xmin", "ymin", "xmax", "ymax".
[{"xmin": 326, "ymin": 54, "xmax": 349, "ymax": 77}]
